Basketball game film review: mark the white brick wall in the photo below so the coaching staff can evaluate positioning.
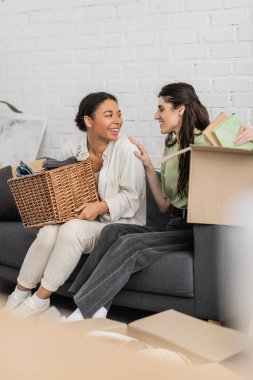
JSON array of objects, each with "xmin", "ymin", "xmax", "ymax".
[{"xmin": 0, "ymin": 0, "xmax": 253, "ymax": 166}]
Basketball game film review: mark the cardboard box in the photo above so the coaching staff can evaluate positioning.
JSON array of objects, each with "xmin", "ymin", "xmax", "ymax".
[
  {"xmin": 0, "ymin": 310, "xmax": 181, "ymax": 380},
  {"xmin": 84, "ymin": 309, "xmax": 251, "ymax": 362},
  {"xmin": 0, "ymin": 308, "xmax": 251, "ymax": 379},
  {"xmin": 187, "ymin": 145, "xmax": 253, "ymax": 226},
  {"xmin": 69, "ymin": 309, "xmax": 252, "ymax": 378}
]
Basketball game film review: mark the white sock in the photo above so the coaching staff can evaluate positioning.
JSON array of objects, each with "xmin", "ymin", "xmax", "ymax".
[
  {"xmin": 66, "ymin": 308, "xmax": 84, "ymax": 322},
  {"xmin": 92, "ymin": 307, "xmax": 108, "ymax": 319},
  {"xmin": 15, "ymin": 287, "xmax": 30, "ymax": 299},
  {"xmin": 32, "ymin": 293, "xmax": 49, "ymax": 309}
]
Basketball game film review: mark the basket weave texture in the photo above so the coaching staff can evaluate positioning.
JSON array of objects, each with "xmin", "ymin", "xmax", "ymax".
[{"xmin": 8, "ymin": 160, "xmax": 99, "ymax": 228}]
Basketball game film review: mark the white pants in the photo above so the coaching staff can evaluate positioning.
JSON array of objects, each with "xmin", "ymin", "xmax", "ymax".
[{"xmin": 17, "ymin": 219, "xmax": 106, "ymax": 292}]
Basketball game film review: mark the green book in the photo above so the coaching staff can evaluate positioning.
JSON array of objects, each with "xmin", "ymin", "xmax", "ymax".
[{"xmin": 212, "ymin": 114, "xmax": 253, "ymax": 150}]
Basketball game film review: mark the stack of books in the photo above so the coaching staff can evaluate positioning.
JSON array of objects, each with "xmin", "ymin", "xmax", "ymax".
[{"xmin": 203, "ymin": 112, "xmax": 253, "ymax": 150}]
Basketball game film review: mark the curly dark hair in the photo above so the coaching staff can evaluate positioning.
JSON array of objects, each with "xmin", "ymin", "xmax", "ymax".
[
  {"xmin": 75, "ymin": 92, "xmax": 118, "ymax": 132},
  {"xmin": 159, "ymin": 83, "xmax": 210, "ymax": 198}
]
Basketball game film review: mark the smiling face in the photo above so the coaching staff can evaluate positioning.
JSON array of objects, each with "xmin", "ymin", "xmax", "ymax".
[
  {"xmin": 154, "ymin": 97, "xmax": 184, "ymax": 137},
  {"xmin": 85, "ymin": 99, "xmax": 123, "ymax": 142}
]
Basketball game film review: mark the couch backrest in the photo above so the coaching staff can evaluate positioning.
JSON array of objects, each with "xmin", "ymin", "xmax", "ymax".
[{"xmin": 146, "ymin": 172, "xmax": 170, "ymax": 228}]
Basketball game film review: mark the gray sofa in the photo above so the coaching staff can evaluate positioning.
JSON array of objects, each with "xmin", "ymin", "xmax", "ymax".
[{"xmin": 0, "ymin": 166, "xmax": 227, "ymax": 322}]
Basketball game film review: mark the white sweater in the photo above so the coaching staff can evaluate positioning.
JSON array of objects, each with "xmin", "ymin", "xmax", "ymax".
[{"xmin": 61, "ymin": 133, "xmax": 146, "ymax": 225}]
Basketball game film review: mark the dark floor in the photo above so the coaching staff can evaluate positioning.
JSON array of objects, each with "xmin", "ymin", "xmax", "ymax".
[
  {"xmin": 0, "ymin": 278, "xmax": 153, "ymax": 323},
  {"xmin": 50, "ymin": 292, "xmax": 153, "ymax": 323}
]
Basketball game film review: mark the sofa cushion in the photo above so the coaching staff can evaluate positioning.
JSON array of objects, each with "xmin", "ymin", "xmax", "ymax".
[
  {"xmin": 68, "ymin": 250, "xmax": 194, "ymax": 298},
  {"xmin": 124, "ymin": 250, "xmax": 194, "ymax": 298},
  {"xmin": 0, "ymin": 222, "xmax": 38, "ymax": 268},
  {"xmin": 0, "ymin": 222, "xmax": 194, "ymax": 300},
  {"xmin": 0, "ymin": 166, "xmax": 20, "ymax": 221}
]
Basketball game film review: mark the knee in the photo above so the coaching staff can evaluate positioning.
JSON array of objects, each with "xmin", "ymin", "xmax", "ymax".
[
  {"xmin": 116, "ymin": 233, "xmax": 141, "ymax": 251},
  {"xmin": 58, "ymin": 219, "xmax": 82, "ymax": 240},
  {"xmin": 99, "ymin": 234, "xmax": 134, "ymax": 260},
  {"xmin": 58, "ymin": 219, "xmax": 98, "ymax": 244},
  {"xmin": 117, "ymin": 233, "xmax": 133, "ymax": 246},
  {"xmin": 33, "ymin": 225, "xmax": 59, "ymax": 251},
  {"xmin": 37, "ymin": 225, "xmax": 58, "ymax": 242}
]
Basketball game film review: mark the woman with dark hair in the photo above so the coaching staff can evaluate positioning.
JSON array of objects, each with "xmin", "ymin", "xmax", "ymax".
[
  {"xmin": 64, "ymin": 82, "xmax": 211, "ymax": 322},
  {"xmin": 5, "ymin": 92, "xmax": 146, "ymax": 318}
]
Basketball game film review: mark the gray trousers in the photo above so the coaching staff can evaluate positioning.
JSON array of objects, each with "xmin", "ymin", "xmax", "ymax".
[{"xmin": 69, "ymin": 219, "xmax": 193, "ymax": 318}]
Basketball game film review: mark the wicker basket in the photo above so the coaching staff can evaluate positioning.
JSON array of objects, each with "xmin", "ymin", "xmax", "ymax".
[{"xmin": 8, "ymin": 160, "xmax": 99, "ymax": 228}]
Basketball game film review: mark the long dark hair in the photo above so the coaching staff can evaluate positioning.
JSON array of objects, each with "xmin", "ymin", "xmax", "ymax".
[
  {"xmin": 75, "ymin": 92, "xmax": 117, "ymax": 132},
  {"xmin": 159, "ymin": 82, "xmax": 209, "ymax": 198}
]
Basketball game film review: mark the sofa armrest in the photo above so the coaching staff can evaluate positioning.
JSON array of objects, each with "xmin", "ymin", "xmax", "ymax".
[
  {"xmin": 193, "ymin": 224, "xmax": 230, "ymax": 322},
  {"xmin": 194, "ymin": 224, "xmax": 253, "ymax": 325}
]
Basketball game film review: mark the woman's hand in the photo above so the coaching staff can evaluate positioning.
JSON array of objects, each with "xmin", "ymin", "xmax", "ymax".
[
  {"xmin": 128, "ymin": 137, "xmax": 153, "ymax": 171},
  {"xmin": 75, "ymin": 202, "xmax": 108, "ymax": 221},
  {"xmin": 234, "ymin": 126, "xmax": 253, "ymax": 146}
]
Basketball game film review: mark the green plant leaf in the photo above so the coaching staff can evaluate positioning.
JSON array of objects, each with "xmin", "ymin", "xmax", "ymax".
[{"xmin": 0, "ymin": 100, "xmax": 22, "ymax": 113}]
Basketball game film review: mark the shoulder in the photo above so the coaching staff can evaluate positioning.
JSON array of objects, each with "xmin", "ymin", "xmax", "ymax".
[
  {"xmin": 163, "ymin": 142, "xmax": 178, "ymax": 156},
  {"xmin": 113, "ymin": 136, "xmax": 138, "ymax": 154},
  {"xmin": 63, "ymin": 133, "xmax": 86, "ymax": 148}
]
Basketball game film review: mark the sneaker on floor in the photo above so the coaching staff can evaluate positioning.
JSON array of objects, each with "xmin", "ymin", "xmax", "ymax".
[
  {"xmin": 14, "ymin": 296, "xmax": 50, "ymax": 318},
  {"xmin": 4, "ymin": 291, "xmax": 31, "ymax": 312}
]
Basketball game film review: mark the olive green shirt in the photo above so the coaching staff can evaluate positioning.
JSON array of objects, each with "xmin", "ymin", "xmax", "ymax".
[{"xmin": 161, "ymin": 133, "xmax": 210, "ymax": 209}]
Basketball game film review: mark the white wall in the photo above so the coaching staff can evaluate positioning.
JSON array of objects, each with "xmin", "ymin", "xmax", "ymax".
[{"xmin": 0, "ymin": 0, "xmax": 253, "ymax": 165}]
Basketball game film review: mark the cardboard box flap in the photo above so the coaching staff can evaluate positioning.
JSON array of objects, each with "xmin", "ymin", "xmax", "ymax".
[
  {"xmin": 129, "ymin": 310, "xmax": 251, "ymax": 362},
  {"xmin": 190, "ymin": 144, "xmax": 253, "ymax": 155}
]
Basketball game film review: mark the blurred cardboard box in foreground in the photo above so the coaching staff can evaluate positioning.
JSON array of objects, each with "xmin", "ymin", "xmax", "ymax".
[
  {"xmin": 68, "ymin": 309, "xmax": 252, "ymax": 379},
  {"xmin": 187, "ymin": 145, "xmax": 253, "ymax": 226},
  {"xmin": 0, "ymin": 308, "xmax": 252, "ymax": 380}
]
